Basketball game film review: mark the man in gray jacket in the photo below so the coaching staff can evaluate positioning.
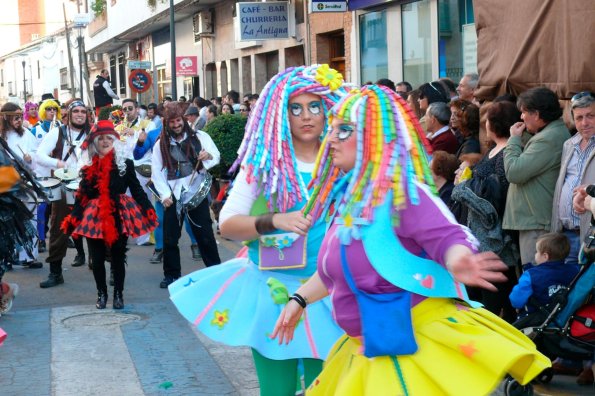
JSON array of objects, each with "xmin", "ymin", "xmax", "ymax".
[
  {"xmin": 503, "ymin": 87, "xmax": 570, "ymax": 265},
  {"xmin": 551, "ymin": 93, "xmax": 595, "ymax": 265}
]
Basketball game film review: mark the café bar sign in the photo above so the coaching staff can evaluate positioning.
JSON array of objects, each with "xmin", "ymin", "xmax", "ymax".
[{"xmin": 238, "ymin": 1, "xmax": 289, "ymax": 40}]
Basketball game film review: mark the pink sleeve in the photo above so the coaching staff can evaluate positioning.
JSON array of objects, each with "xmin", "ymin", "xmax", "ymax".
[{"xmin": 395, "ymin": 181, "xmax": 478, "ymax": 267}]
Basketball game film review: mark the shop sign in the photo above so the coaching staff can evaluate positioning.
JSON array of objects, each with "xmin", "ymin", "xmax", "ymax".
[
  {"xmin": 238, "ymin": 1, "xmax": 289, "ymax": 40},
  {"xmin": 348, "ymin": 0, "xmax": 408, "ymax": 11},
  {"xmin": 176, "ymin": 56, "xmax": 198, "ymax": 76},
  {"xmin": 128, "ymin": 70, "xmax": 152, "ymax": 93},
  {"xmin": 311, "ymin": 1, "xmax": 347, "ymax": 12},
  {"xmin": 128, "ymin": 60, "xmax": 152, "ymax": 70}
]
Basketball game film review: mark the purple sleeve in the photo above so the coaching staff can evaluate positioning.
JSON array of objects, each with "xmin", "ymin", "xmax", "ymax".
[{"xmin": 396, "ymin": 181, "xmax": 478, "ymax": 267}]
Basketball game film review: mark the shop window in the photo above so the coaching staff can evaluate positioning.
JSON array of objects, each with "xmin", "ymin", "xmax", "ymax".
[
  {"xmin": 402, "ymin": 0, "xmax": 432, "ymax": 88},
  {"xmin": 438, "ymin": 0, "xmax": 475, "ymax": 82},
  {"xmin": 359, "ymin": 11, "xmax": 387, "ymax": 84}
]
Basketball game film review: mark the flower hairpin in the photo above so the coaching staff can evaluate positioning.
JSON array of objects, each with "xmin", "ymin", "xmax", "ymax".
[{"xmin": 315, "ymin": 64, "xmax": 344, "ymax": 91}]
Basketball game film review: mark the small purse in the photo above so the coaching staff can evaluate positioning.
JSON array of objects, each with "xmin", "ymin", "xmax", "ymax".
[
  {"xmin": 258, "ymin": 232, "xmax": 307, "ymax": 270},
  {"xmin": 340, "ymin": 245, "xmax": 418, "ymax": 358}
]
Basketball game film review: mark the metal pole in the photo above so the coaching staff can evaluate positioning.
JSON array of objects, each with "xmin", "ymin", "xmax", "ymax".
[
  {"xmin": 169, "ymin": 0, "xmax": 177, "ymax": 99},
  {"xmin": 63, "ymin": 2, "xmax": 76, "ymax": 99},
  {"xmin": 78, "ymin": 33, "xmax": 84, "ymax": 101},
  {"xmin": 22, "ymin": 60, "xmax": 27, "ymax": 103}
]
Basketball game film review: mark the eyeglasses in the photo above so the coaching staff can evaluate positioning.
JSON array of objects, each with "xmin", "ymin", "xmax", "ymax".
[
  {"xmin": 571, "ymin": 91, "xmax": 594, "ymax": 103},
  {"xmin": 240, "ymin": 108, "xmax": 249, "ymax": 112},
  {"xmin": 71, "ymin": 109, "xmax": 87, "ymax": 114},
  {"xmin": 46, "ymin": 107, "xmax": 58, "ymax": 112},
  {"xmin": 13, "ymin": 115, "xmax": 23, "ymax": 121},
  {"xmin": 123, "ymin": 106, "xmax": 135, "ymax": 112}
]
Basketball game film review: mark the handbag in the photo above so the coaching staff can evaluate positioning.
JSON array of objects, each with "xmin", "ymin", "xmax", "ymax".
[
  {"xmin": 340, "ymin": 244, "xmax": 418, "ymax": 358},
  {"xmin": 134, "ymin": 164, "xmax": 152, "ymax": 178},
  {"xmin": 258, "ymin": 232, "xmax": 307, "ymax": 270},
  {"xmin": 570, "ymin": 304, "xmax": 595, "ymax": 341}
]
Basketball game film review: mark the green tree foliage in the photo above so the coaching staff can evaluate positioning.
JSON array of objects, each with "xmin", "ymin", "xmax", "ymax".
[{"xmin": 203, "ymin": 115, "xmax": 247, "ymax": 179}]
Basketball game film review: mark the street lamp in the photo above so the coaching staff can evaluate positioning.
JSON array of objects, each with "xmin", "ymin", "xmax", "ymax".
[{"xmin": 22, "ymin": 60, "xmax": 27, "ymax": 103}]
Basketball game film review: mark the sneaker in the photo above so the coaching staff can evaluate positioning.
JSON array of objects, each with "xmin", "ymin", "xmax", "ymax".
[
  {"xmin": 159, "ymin": 276, "xmax": 177, "ymax": 289},
  {"xmin": 38, "ymin": 240, "xmax": 47, "ymax": 253},
  {"xmin": 40, "ymin": 273, "xmax": 64, "ymax": 288},
  {"xmin": 71, "ymin": 254, "xmax": 85, "ymax": 267},
  {"xmin": 0, "ymin": 283, "xmax": 19, "ymax": 314},
  {"xmin": 25, "ymin": 261, "xmax": 43, "ymax": 269},
  {"xmin": 150, "ymin": 250, "xmax": 163, "ymax": 264},
  {"xmin": 191, "ymin": 244, "xmax": 201, "ymax": 261}
]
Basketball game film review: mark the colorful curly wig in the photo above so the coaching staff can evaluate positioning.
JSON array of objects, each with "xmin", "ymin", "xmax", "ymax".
[
  {"xmin": 232, "ymin": 64, "xmax": 349, "ymax": 212},
  {"xmin": 305, "ymin": 85, "xmax": 435, "ymax": 225}
]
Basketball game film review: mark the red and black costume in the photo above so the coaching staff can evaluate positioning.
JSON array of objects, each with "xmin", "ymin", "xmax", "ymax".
[{"xmin": 62, "ymin": 135, "xmax": 157, "ymax": 308}]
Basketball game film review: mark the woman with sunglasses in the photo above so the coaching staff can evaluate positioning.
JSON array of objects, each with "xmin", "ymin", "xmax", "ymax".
[
  {"xmin": 273, "ymin": 85, "xmax": 550, "ymax": 395},
  {"xmin": 168, "ymin": 65, "xmax": 347, "ymax": 395}
]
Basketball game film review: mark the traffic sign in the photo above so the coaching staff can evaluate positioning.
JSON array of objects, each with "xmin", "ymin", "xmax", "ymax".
[
  {"xmin": 128, "ymin": 60, "xmax": 152, "ymax": 70},
  {"xmin": 128, "ymin": 70, "xmax": 152, "ymax": 93}
]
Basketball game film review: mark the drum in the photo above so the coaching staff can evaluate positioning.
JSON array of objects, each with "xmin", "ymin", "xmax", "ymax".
[
  {"xmin": 38, "ymin": 177, "xmax": 62, "ymax": 202},
  {"xmin": 181, "ymin": 172, "xmax": 213, "ymax": 211},
  {"xmin": 54, "ymin": 168, "xmax": 79, "ymax": 182},
  {"xmin": 63, "ymin": 180, "xmax": 80, "ymax": 205}
]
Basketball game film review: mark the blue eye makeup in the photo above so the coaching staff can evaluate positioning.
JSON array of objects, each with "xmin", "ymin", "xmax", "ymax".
[
  {"xmin": 289, "ymin": 101, "xmax": 323, "ymax": 117},
  {"xmin": 337, "ymin": 124, "xmax": 354, "ymax": 141}
]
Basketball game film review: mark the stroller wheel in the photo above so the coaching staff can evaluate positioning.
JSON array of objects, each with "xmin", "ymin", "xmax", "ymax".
[
  {"xmin": 504, "ymin": 377, "xmax": 534, "ymax": 396},
  {"xmin": 536, "ymin": 368, "xmax": 553, "ymax": 384}
]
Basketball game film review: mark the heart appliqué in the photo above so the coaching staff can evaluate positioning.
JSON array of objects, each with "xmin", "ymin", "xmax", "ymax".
[{"xmin": 420, "ymin": 275, "xmax": 434, "ymax": 289}]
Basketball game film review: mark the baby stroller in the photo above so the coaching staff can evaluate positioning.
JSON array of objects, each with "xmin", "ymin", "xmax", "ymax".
[{"xmin": 503, "ymin": 256, "xmax": 595, "ymax": 395}]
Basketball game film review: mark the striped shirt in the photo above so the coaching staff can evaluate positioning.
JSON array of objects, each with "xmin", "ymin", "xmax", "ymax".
[{"xmin": 558, "ymin": 134, "xmax": 595, "ymax": 229}]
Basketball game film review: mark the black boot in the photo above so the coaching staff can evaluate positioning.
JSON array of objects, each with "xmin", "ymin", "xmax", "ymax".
[
  {"xmin": 113, "ymin": 290, "xmax": 124, "ymax": 310},
  {"xmin": 40, "ymin": 261, "xmax": 64, "ymax": 288},
  {"xmin": 72, "ymin": 254, "xmax": 85, "ymax": 267},
  {"xmin": 40, "ymin": 272, "xmax": 64, "ymax": 288},
  {"xmin": 96, "ymin": 290, "xmax": 107, "ymax": 309}
]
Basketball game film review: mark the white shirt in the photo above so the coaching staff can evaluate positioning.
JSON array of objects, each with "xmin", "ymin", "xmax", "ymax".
[
  {"xmin": 219, "ymin": 159, "xmax": 314, "ymax": 224},
  {"xmin": 103, "ymin": 80, "xmax": 119, "ymax": 100},
  {"xmin": 4, "ymin": 129, "xmax": 38, "ymax": 174},
  {"xmin": 36, "ymin": 125, "xmax": 88, "ymax": 177},
  {"xmin": 428, "ymin": 125, "xmax": 451, "ymax": 140},
  {"xmin": 151, "ymin": 131, "xmax": 220, "ymax": 202}
]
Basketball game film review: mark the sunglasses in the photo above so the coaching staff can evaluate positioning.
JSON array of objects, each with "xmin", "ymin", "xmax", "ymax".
[
  {"xmin": 571, "ymin": 91, "xmax": 594, "ymax": 103},
  {"xmin": 123, "ymin": 106, "xmax": 135, "ymax": 112},
  {"xmin": 13, "ymin": 115, "xmax": 23, "ymax": 120},
  {"xmin": 240, "ymin": 108, "xmax": 248, "ymax": 112},
  {"xmin": 71, "ymin": 109, "xmax": 87, "ymax": 114},
  {"xmin": 46, "ymin": 107, "xmax": 58, "ymax": 112}
]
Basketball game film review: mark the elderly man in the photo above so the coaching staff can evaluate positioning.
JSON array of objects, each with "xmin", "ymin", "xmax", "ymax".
[
  {"xmin": 503, "ymin": 87, "xmax": 570, "ymax": 265},
  {"xmin": 457, "ymin": 73, "xmax": 479, "ymax": 104},
  {"xmin": 553, "ymin": 93, "xmax": 595, "ymax": 265},
  {"xmin": 425, "ymin": 102, "xmax": 459, "ymax": 154}
]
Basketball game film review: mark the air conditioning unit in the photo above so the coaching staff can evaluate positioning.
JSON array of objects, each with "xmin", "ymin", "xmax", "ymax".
[{"xmin": 193, "ymin": 11, "xmax": 213, "ymax": 36}]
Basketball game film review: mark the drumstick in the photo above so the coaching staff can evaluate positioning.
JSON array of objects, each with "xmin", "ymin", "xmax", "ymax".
[{"xmin": 17, "ymin": 144, "xmax": 26, "ymax": 156}]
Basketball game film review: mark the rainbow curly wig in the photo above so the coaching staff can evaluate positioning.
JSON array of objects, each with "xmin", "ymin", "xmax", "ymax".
[
  {"xmin": 305, "ymin": 85, "xmax": 435, "ymax": 225},
  {"xmin": 233, "ymin": 64, "xmax": 349, "ymax": 212}
]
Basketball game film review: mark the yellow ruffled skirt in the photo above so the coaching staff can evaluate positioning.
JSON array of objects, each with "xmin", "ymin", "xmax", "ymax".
[{"xmin": 307, "ymin": 298, "xmax": 550, "ymax": 395}]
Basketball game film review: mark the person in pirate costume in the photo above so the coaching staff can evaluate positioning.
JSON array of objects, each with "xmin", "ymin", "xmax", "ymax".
[
  {"xmin": 36, "ymin": 99, "xmax": 90, "ymax": 288},
  {"xmin": 272, "ymin": 85, "xmax": 551, "ymax": 395},
  {"xmin": 151, "ymin": 101, "xmax": 221, "ymax": 289},
  {"xmin": 0, "ymin": 103, "xmax": 42, "ymax": 268},
  {"xmin": 61, "ymin": 120, "xmax": 157, "ymax": 309},
  {"xmin": 168, "ymin": 65, "xmax": 347, "ymax": 395}
]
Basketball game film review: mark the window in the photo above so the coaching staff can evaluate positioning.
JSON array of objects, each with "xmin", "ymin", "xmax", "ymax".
[
  {"xmin": 8, "ymin": 81, "xmax": 13, "ymax": 95},
  {"xmin": 157, "ymin": 67, "xmax": 171, "ymax": 102},
  {"xmin": 359, "ymin": 11, "xmax": 387, "ymax": 84},
  {"xmin": 1, "ymin": 69, "xmax": 3, "ymax": 87},
  {"xmin": 438, "ymin": 0, "xmax": 475, "ymax": 82},
  {"xmin": 109, "ymin": 55, "xmax": 117, "ymax": 88},
  {"xmin": 60, "ymin": 67, "xmax": 69, "ymax": 90},
  {"xmin": 402, "ymin": 0, "xmax": 432, "ymax": 88},
  {"xmin": 117, "ymin": 52, "xmax": 126, "ymax": 94},
  {"xmin": 37, "ymin": 61, "xmax": 41, "ymax": 79}
]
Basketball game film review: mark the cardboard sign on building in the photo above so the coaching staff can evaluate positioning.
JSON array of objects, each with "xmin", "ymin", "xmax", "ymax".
[{"xmin": 238, "ymin": 2, "xmax": 290, "ymax": 40}]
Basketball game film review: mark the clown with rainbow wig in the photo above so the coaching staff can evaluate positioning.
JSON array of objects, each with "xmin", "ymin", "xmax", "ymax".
[
  {"xmin": 272, "ymin": 85, "xmax": 551, "ymax": 395},
  {"xmin": 169, "ymin": 65, "xmax": 348, "ymax": 394}
]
